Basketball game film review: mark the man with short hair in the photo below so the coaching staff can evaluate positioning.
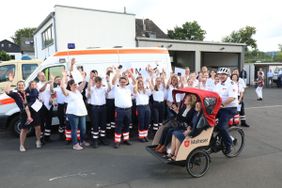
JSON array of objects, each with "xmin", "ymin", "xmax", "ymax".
[
  {"xmin": 112, "ymin": 69, "xmax": 134, "ymax": 148},
  {"xmin": 37, "ymin": 72, "xmax": 54, "ymax": 142}
]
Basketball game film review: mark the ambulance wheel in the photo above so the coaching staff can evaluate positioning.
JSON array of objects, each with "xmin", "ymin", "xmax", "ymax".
[
  {"xmin": 223, "ymin": 127, "xmax": 245, "ymax": 158},
  {"xmin": 185, "ymin": 149, "xmax": 210, "ymax": 178},
  {"xmin": 9, "ymin": 115, "xmax": 34, "ymax": 137}
]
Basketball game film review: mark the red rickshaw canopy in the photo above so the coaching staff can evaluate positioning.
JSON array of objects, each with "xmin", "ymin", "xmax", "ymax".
[{"xmin": 172, "ymin": 87, "xmax": 222, "ymax": 127}]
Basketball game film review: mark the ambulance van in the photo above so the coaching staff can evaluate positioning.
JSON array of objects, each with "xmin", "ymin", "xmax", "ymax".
[{"xmin": 0, "ymin": 47, "xmax": 171, "ymax": 136}]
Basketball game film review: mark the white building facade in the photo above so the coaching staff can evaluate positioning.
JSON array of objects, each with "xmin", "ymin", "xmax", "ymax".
[{"xmin": 34, "ymin": 5, "xmax": 136, "ymax": 60}]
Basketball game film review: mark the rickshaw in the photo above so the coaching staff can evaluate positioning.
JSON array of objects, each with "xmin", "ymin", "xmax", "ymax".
[{"xmin": 146, "ymin": 88, "xmax": 245, "ymax": 178}]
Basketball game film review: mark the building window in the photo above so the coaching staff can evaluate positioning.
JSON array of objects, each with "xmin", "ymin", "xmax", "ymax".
[
  {"xmin": 1, "ymin": 44, "xmax": 4, "ymax": 47},
  {"xmin": 41, "ymin": 25, "xmax": 54, "ymax": 49}
]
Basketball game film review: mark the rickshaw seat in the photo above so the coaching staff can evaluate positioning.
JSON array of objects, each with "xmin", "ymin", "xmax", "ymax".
[{"xmin": 189, "ymin": 115, "xmax": 210, "ymax": 138}]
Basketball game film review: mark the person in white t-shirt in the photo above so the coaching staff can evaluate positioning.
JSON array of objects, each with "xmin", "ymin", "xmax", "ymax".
[
  {"xmin": 112, "ymin": 69, "xmax": 134, "ymax": 149},
  {"xmin": 134, "ymin": 78, "xmax": 153, "ymax": 142},
  {"xmin": 53, "ymin": 76, "xmax": 67, "ymax": 139},
  {"xmin": 37, "ymin": 72, "xmax": 54, "ymax": 142},
  {"xmin": 232, "ymin": 69, "xmax": 250, "ymax": 127},
  {"xmin": 61, "ymin": 71, "xmax": 89, "ymax": 151},
  {"xmin": 151, "ymin": 76, "xmax": 166, "ymax": 132},
  {"xmin": 86, "ymin": 76, "xmax": 110, "ymax": 148},
  {"xmin": 215, "ymin": 67, "xmax": 238, "ymax": 154}
]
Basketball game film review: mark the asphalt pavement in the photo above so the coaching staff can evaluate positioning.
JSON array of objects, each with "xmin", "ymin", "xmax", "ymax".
[{"xmin": 0, "ymin": 87, "xmax": 282, "ymax": 188}]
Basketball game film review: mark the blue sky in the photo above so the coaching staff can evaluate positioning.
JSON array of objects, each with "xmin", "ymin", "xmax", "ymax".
[{"xmin": 1, "ymin": 0, "xmax": 281, "ymax": 51}]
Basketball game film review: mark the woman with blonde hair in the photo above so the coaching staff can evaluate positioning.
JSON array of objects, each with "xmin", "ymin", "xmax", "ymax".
[
  {"xmin": 134, "ymin": 79, "xmax": 153, "ymax": 142},
  {"xmin": 155, "ymin": 94, "xmax": 197, "ymax": 154}
]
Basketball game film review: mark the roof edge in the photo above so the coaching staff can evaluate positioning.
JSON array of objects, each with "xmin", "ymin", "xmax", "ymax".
[
  {"xmin": 54, "ymin": 4, "xmax": 135, "ymax": 16},
  {"xmin": 34, "ymin": 12, "xmax": 55, "ymax": 34},
  {"xmin": 136, "ymin": 37, "xmax": 246, "ymax": 47}
]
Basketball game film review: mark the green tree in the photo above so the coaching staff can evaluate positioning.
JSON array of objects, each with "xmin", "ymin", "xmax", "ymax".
[
  {"xmin": 223, "ymin": 26, "xmax": 257, "ymax": 51},
  {"xmin": 11, "ymin": 27, "xmax": 36, "ymax": 45},
  {"xmin": 167, "ymin": 21, "xmax": 206, "ymax": 41},
  {"xmin": 274, "ymin": 52, "xmax": 282, "ymax": 62},
  {"xmin": 278, "ymin": 44, "xmax": 282, "ymax": 51},
  {"xmin": 0, "ymin": 51, "xmax": 11, "ymax": 61}
]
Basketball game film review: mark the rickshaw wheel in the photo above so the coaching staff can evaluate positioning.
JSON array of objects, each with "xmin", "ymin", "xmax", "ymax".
[
  {"xmin": 185, "ymin": 149, "xmax": 210, "ymax": 178},
  {"xmin": 223, "ymin": 127, "xmax": 245, "ymax": 158}
]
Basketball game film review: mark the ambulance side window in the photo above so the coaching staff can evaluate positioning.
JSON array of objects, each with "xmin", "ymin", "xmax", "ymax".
[{"xmin": 42, "ymin": 66, "xmax": 65, "ymax": 81}]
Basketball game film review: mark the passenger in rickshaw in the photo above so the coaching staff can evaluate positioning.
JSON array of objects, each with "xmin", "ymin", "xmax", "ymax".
[
  {"xmin": 154, "ymin": 94, "xmax": 197, "ymax": 154},
  {"xmin": 168, "ymin": 101, "xmax": 203, "ymax": 160}
]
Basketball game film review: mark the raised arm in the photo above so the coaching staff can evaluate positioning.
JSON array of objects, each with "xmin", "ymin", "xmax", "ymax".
[
  {"xmin": 78, "ymin": 72, "xmax": 87, "ymax": 93},
  {"xmin": 112, "ymin": 68, "xmax": 121, "ymax": 85},
  {"xmin": 61, "ymin": 70, "xmax": 69, "ymax": 96}
]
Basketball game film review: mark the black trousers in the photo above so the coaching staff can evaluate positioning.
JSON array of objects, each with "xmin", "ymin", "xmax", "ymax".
[
  {"xmin": 92, "ymin": 105, "xmax": 107, "ymax": 139},
  {"xmin": 152, "ymin": 101, "xmax": 165, "ymax": 130},
  {"xmin": 106, "ymin": 99, "xmax": 115, "ymax": 129},
  {"xmin": 40, "ymin": 105, "xmax": 53, "ymax": 138},
  {"xmin": 57, "ymin": 103, "xmax": 66, "ymax": 134},
  {"xmin": 239, "ymin": 99, "xmax": 247, "ymax": 123},
  {"xmin": 115, "ymin": 108, "xmax": 132, "ymax": 143}
]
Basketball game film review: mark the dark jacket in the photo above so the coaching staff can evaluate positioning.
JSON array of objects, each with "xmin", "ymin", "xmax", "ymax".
[{"xmin": 25, "ymin": 88, "xmax": 39, "ymax": 106}]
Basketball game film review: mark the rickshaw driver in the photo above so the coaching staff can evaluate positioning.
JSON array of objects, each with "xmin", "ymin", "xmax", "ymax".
[{"xmin": 216, "ymin": 67, "xmax": 239, "ymax": 154}]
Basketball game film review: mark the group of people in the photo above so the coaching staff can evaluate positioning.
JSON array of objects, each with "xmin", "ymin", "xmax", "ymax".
[{"xmin": 5, "ymin": 59, "xmax": 250, "ymax": 152}]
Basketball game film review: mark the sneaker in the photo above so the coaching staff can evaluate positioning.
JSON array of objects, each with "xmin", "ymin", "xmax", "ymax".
[
  {"xmin": 36, "ymin": 140, "xmax": 42, "ymax": 149},
  {"xmin": 123, "ymin": 140, "xmax": 132, "ymax": 145},
  {"xmin": 19, "ymin": 145, "xmax": 26, "ymax": 152},
  {"xmin": 73, "ymin": 143, "xmax": 83, "ymax": 150},
  {"xmin": 114, "ymin": 142, "xmax": 120, "ymax": 149},
  {"xmin": 81, "ymin": 141, "xmax": 90, "ymax": 147},
  {"xmin": 139, "ymin": 138, "xmax": 146, "ymax": 143}
]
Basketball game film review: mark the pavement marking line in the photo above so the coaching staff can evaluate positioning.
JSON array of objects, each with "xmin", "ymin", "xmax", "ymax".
[
  {"xmin": 246, "ymin": 104, "xmax": 282, "ymax": 110},
  {"xmin": 49, "ymin": 171, "xmax": 96, "ymax": 182}
]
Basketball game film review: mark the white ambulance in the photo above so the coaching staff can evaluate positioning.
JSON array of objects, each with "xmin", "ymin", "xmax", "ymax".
[{"xmin": 0, "ymin": 47, "xmax": 172, "ymax": 136}]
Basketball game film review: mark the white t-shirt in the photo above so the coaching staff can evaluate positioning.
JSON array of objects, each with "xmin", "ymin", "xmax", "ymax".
[
  {"xmin": 66, "ymin": 90, "xmax": 87, "ymax": 116},
  {"xmin": 114, "ymin": 85, "xmax": 132, "ymax": 108},
  {"xmin": 238, "ymin": 78, "xmax": 246, "ymax": 89},
  {"xmin": 152, "ymin": 85, "xmax": 165, "ymax": 102},
  {"xmin": 215, "ymin": 79, "xmax": 238, "ymax": 108},
  {"xmin": 206, "ymin": 78, "xmax": 215, "ymax": 91},
  {"xmin": 135, "ymin": 89, "xmax": 151, "ymax": 105},
  {"xmin": 88, "ymin": 86, "xmax": 107, "ymax": 105},
  {"xmin": 54, "ymin": 86, "xmax": 66, "ymax": 104},
  {"xmin": 37, "ymin": 81, "xmax": 52, "ymax": 110},
  {"xmin": 166, "ymin": 85, "xmax": 181, "ymax": 103}
]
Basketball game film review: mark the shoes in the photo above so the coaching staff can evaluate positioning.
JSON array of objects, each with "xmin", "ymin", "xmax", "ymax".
[
  {"xmin": 73, "ymin": 143, "xmax": 83, "ymax": 150},
  {"xmin": 123, "ymin": 140, "xmax": 132, "ymax": 145},
  {"xmin": 36, "ymin": 140, "xmax": 42, "ymax": 149},
  {"xmin": 99, "ymin": 138, "xmax": 110, "ymax": 146},
  {"xmin": 139, "ymin": 138, "xmax": 146, "ymax": 143},
  {"xmin": 19, "ymin": 145, "xmax": 26, "ymax": 152},
  {"xmin": 65, "ymin": 140, "xmax": 71, "ymax": 145},
  {"xmin": 114, "ymin": 142, "xmax": 120, "ymax": 149},
  {"xmin": 144, "ymin": 137, "xmax": 149, "ymax": 142},
  {"xmin": 241, "ymin": 123, "xmax": 250, "ymax": 127},
  {"xmin": 44, "ymin": 137, "xmax": 52, "ymax": 143},
  {"xmin": 92, "ymin": 140, "xmax": 99, "ymax": 148},
  {"xmin": 81, "ymin": 141, "xmax": 90, "ymax": 147},
  {"xmin": 257, "ymin": 98, "xmax": 263, "ymax": 101}
]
